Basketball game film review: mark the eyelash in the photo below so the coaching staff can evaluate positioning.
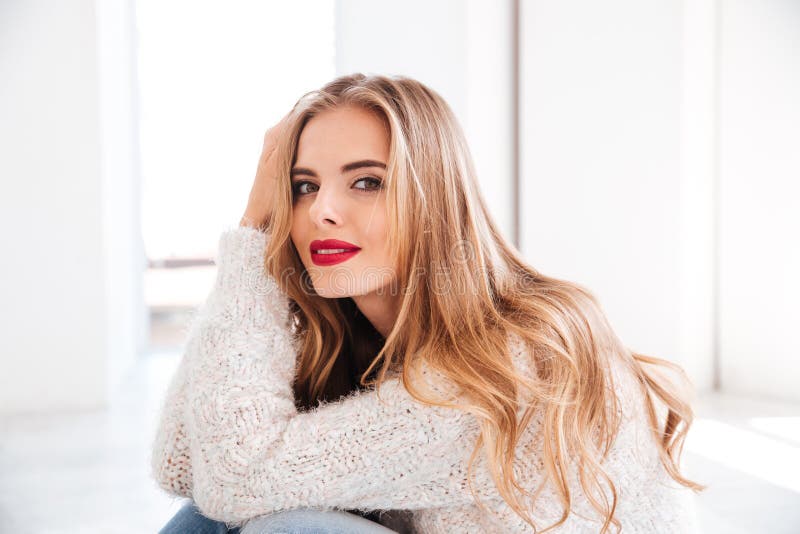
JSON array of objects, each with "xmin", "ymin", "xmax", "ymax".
[{"xmin": 292, "ymin": 176, "xmax": 384, "ymax": 197}]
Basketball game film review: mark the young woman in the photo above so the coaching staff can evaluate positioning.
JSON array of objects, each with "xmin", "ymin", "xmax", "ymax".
[{"xmin": 152, "ymin": 73, "xmax": 705, "ymax": 534}]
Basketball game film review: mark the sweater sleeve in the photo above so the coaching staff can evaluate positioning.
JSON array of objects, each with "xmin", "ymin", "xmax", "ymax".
[
  {"xmin": 177, "ymin": 226, "xmax": 490, "ymax": 526},
  {"xmin": 150, "ymin": 333, "xmax": 195, "ymax": 499}
]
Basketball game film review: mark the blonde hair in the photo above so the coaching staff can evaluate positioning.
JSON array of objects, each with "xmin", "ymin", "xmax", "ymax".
[{"xmin": 262, "ymin": 73, "xmax": 706, "ymax": 532}]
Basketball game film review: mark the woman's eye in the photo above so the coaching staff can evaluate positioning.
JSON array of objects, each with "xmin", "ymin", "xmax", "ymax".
[
  {"xmin": 292, "ymin": 181, "xmax": 318, "ymax": 196},
  {"xmin": 292, "ymin": 177, "xmax": 383, "ymax": 197},
  {"xmin": 353, "ymin": 176, "xmax": 383, "ymax": 191}
]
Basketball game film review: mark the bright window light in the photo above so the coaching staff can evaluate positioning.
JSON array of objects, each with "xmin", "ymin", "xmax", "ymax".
[
  {"xmin": 685, "ymin": 418, "xmax": 800, "ymax": 494},
  {"xmin": 135, "ymin": 0, "xmax": 335, "ymax": 261}
]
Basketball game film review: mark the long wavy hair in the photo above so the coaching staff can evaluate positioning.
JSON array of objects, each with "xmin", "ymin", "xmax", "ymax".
[{"xmin": 260, "ymin": 73, "xmax": 706, "ymax": 532}]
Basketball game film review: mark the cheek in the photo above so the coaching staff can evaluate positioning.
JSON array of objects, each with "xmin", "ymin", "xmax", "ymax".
[
  {"xmin": 289, "ymin": 210, "xmax": 304, "ymax": 241},
  {"xmin": 363, "ymin": 201, "xmax": 388, "ymax": 237},
  {"xmin": 366, "ymin": 217, "xmax": 392, "ymax": 265}
]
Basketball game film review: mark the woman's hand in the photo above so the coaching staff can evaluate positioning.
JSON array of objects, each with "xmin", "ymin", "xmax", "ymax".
[{"xmin": 240, "ymin": 112, "xmax": 292, "ymax": 230}]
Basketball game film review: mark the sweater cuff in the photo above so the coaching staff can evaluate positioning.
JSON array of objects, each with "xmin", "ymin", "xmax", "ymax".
[
  {"xmin": 209, "ymin": 225, "xmax": 290, "ymax": 328},
  {"xmin": 216, "ymin": 225, "xmax": 269, "ymax": 277}
]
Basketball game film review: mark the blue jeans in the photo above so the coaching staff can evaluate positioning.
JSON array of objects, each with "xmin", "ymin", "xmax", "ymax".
[{"xmin": 159, "ymin": 500, "xmax": 399, "ymax": 534}]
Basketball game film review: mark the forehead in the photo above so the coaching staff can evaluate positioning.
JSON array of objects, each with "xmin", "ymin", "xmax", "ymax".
[{"xmin": 295, "ymin": 105, "xmax": 390, "ymax": 166}]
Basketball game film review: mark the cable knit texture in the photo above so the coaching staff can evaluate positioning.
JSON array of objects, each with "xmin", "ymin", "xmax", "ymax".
[{"xmin": 150, "ymin": 226, "xmax": 701, "ymax": 533}]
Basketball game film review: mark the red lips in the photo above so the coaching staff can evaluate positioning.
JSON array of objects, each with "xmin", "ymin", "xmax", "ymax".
[{"xmin": 310, "ymin": 239, "xmax": 362, "ymax": 266}]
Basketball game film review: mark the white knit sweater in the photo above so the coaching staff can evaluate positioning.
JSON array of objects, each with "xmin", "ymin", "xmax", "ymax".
[{"xmin": 150, "ymin": 226, "xmax": 701, "ymax": 533}]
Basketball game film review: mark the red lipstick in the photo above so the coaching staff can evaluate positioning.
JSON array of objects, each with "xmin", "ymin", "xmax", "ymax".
[{"xmin": 310, "ymin": 239, "xmax": 361, "ymax": 266}]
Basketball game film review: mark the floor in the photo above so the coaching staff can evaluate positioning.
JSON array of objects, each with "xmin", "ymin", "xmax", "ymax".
[{"xmin": 1, "ymin": 332, "xmax": 798, "ymax": 533}]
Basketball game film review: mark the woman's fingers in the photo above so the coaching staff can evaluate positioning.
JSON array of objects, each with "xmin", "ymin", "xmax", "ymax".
[{"xmin": 241, "ymin": 112, "xmax": 293, "ymax": 228}]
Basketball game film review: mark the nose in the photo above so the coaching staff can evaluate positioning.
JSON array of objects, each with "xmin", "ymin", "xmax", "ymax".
[{"xmin": 307, "ymin": 185, "xmax": 343, "ymax": 228}]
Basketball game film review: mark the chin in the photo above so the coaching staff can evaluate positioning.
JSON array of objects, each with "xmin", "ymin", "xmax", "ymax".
[{"xmin": 310, "ymin": 285, "xmax": 356, "ymax": 299}]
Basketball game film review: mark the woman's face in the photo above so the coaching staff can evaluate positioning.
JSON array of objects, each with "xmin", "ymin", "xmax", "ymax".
[{"xmin": 290, "ymin": 105, "xmax": 396, "ymax": 299}]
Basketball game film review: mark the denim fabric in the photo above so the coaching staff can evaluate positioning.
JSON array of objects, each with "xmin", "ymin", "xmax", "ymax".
[
  {"xmin": 240, "ymin": 507, "xmax": 399, "ymax": 534},
  {"xmin": 158, "ymin": 500, "xmax": 241, "ymax": 534},
  {"xmin": 159, "ymin": 500, "xmax": 399, "ymax": 534}
]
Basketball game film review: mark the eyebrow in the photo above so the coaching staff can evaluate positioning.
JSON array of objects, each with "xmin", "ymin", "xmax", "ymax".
[{"xmin": 290, "ymin": 159, "xmax": 387, "ymax": 178}]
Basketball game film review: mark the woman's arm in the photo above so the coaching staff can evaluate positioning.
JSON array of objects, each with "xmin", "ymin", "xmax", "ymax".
[
  {"xmin": 173, "ymin": 225, "xmax": 498, "ymax": 526},
  {"xmin": 149, "ymin": 223, "xmax": 276, "ymax": 499}
]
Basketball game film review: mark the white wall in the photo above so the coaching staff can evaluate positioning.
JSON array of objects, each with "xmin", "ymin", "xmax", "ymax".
[
  {"xmin": 96, "ymin": 0, "xmax": 149, "ymax": 403},
  {"xmin": 718, "ymin": 0, "xmax": 800, "ymax": 402},
  {"xmin": 0, "ymin": 0, "xmax": 145, "ymax": 414},
  {"xmin": 464, "ymin": 0, "xmax": 516, "ymax": 243},
  {"xmin": 0, "ymin": 0, "xmax": 106, "ymax": 414},
  {"xmin": 679, "ymin": 0, "xmax": 718, "ymax": 395},
  {"xmin": 519, "ymin": 1, "xmax": 714, "ymax": 391},
  {"xmin": 335, "ymin": 0, "xmax": 516, "ymax": 240}
]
